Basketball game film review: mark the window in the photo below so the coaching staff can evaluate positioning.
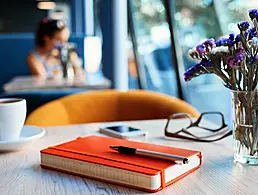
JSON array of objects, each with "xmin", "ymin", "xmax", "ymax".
[
  {"xmin": 129, "ymin": 0, "xmax": 258, "ymax": 125},
  {"xmin": 128, "ymin": 0, "xmax": 179, "ymax": 96},
  {"xmin": 172, "ymin": 0, "xmax": 258, "ymax": 125}
]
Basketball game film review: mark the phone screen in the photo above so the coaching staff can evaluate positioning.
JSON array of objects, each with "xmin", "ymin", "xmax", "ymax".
[{"xmin": 106, "ymin": 126, "xmax": 141, "ymax": 133}]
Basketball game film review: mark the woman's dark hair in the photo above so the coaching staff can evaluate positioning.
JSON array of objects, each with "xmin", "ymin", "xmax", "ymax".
[{"xmin": 35, "ymin": 18, "xmax": 67, "ymax": 47}]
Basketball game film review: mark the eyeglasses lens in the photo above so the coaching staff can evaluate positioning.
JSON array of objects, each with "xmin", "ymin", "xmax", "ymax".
[
  {"xmin": 198, "ymin": 113, "xmax": 223, "ymax": 130},
  {"xmin": 168, "ymin": 114, "xmax": 192, "ymax": 133}
]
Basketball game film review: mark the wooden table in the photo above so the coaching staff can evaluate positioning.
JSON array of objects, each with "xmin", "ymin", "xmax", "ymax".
[
  {"xmin": 3, "ymin": 75, "xmax": 111, "ymax": 92},
  {"xmin": 0, "ymin": 119, "xmax": 256, "ymax": 195}
]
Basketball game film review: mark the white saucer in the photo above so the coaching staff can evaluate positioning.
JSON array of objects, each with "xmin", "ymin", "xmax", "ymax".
[{"xmin": 0, "ymin": 125, "xmax": 45, "ymax": 152}]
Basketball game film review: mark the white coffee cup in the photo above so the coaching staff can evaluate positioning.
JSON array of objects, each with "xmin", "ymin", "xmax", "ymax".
[{"xmin": 0, "ymin": 98, "xmax": 26, "ymax": 141}]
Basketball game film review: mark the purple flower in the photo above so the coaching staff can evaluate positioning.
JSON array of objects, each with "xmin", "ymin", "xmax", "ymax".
[
  {"xmin": 229, "ymin": 33, "xmax": 234, "ymax": 41},
  {"xmin": 196, "ymin": 45, "xmax": 206, "ymax": 56},
  {"xmin": 184, "ymin": 72, "xmax": 191, "ymax": 81},
  {"xmin": 215, "ymin": 39, "xmax": 225, "ymax": 46},
  {"xmin": 227, "ymin": 40, "xmax": 234, "ymax": 47},
  {"xmin": 226, "ymin": 48, "xmax": 246, "ymax": 67},
  {"xmin": 235, "ymin": 34, "xmax": 240, "ymax": 43},
  {"xmin": 194, "ymin": 62, "xmax": 202, "ymax": 70},
  {"xmin": 250, "ymin": 56, "xmax": 256, "ymax": 64},
  {"xmin": 188, "ymin": 39, "xmax": 215, "ymax": 59},
  {"xmin": 184, "ymin": 62, "xmax": 202, "ymax": 81},
  {"xmin": 184, "ymin": 68, "xmax": 194, "ymax": 81},
  {"xmin": 203, "ymin": 39, "xmax": 215, "ymax": 48},
  {"xmin": 184, "ymin": 9, "xmax": 258, "ymax": 86},
  {"xmin": 250, "ymin": 53, "xmax": 258, "ymax": 63},
  {"xmin": 236, "ymin": 52, "xmax": 245, "ymax": 62},
  {"xmin": 238, "ymin": 47, "xmax": 245, "ymax": 53},
  {"xmin": 226, "ymin": 56, "xmax": 236, "ymax": 68},
  {"xmin": 201, "ymin": 59, "xmax": 211, "ymax": 67},
  {"xmin": 248, "ymin": 27, "xmax": 256, "ymax": 40},
  {"xmin": 216, "ymin": 38, "xmax": 234, "ymax": 47},
  {"xmin": 244, "ymin": 27, "xmax": 256, "ymax": 40},
  {"xmin": 238, "ymin": 21, "xmax": 250, "ymax": 31},
  {"xmin": 249, "ymin": 9, "xmax": 258, "ymax": 20},
  {"xmin": 188, "ymin": 49, "xmax": 199, "ymax": 59}
]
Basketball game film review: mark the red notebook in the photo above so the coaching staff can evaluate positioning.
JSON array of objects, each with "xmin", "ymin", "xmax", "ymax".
[{"xmin": 40, "ymin": 136, "xmax": 202, "ymax": 192}]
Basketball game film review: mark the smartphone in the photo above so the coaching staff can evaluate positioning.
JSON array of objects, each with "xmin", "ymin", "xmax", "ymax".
[{"xmin": 99, "ymin": 124, "xmax": 146, "ymax": 139}]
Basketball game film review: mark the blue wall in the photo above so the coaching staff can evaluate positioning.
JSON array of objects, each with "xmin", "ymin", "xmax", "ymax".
[
  {"xmin": 0, "ymin": 33, "xmax": 85, "ymax": 92},
  {"xmin": 0, "ymin": 34, "xmax": 33, "ymax": 92}
]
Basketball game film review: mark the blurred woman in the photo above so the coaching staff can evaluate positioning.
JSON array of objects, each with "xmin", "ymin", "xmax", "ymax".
[{"xmin": 27, "ymin": 18, "xmax": 84, "ymax": 78}]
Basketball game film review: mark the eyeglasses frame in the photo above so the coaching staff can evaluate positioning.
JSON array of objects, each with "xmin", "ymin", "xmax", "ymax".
[{"xmin": 164, "ymin": 112, "xmax": 232, "ymax": 142}]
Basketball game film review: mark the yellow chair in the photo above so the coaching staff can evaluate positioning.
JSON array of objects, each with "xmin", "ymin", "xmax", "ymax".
[{"xmin": 25, "ymin": 90, "xmax": 199, "ymax": 127}]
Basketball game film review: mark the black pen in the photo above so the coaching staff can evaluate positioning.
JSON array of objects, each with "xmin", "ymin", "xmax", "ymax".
[{"xmin": 110, "ymin": 146, "xmax": 188, "ymax": 164}]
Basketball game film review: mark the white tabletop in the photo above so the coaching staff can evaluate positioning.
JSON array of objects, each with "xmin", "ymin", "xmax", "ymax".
[
  {"xmin": 3, "ymin": 75, "xmax": 111, "ymax": 92},
  {"xmin": 0, "ymin": 119, "xmax": 255, "ymax": 195}
]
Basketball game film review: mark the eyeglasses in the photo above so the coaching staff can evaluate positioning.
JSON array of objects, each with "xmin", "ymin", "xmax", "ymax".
[{"xmin": 164, "ymin": 112, "xmax": 232, "ymax": 142}]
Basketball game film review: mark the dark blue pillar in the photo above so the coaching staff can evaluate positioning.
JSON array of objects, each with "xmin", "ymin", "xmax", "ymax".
[
  {"xmin": 71, "ymin": 0, "xmax": 84, "ymax": 35},
  {"xmin": 98, "ymin": 0, "xmax": 128, "ymax": 90}
]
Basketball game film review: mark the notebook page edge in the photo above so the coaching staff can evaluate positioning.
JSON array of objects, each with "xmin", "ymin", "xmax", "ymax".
[{"xmin": 41, "ymin": 153, "xmax": 161, "ymax": 191}]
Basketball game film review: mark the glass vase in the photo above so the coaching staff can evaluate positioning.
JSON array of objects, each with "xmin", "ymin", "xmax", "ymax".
[
  {"xmin": 231, "ymin": 90, "xmax": 258, "ymax": 165},
  {"xmin": 61, "ymin": 61, "xmax": 74, "ymax": 79}
]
